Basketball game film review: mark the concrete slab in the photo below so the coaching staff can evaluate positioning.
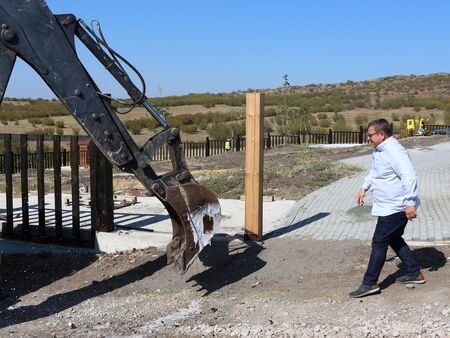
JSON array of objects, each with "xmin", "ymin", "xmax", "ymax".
[{"xmin": 0, "ymin": 193, "xmax": 296, "ymax": 254}]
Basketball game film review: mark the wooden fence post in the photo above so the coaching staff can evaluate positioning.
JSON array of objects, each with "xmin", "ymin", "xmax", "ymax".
[
  {"xmin": 266, "ymin": 132, "xmax": 271, "ymax": 149},
  {"xmin": 70, "ymin": 136, "xmax": 80, "ymax": 244},
  {"xmin": 244, "ymin": 93, "xmax": 264, "ymax": 241},
  {"xmin": 36, "ymin": 134, "xmax": 46, "ymax": 240},
  {"xmin": 359, "ymin": 126, "xmax": 363, "ymax": 144},
  {"xmin": 235, "ymin": 135, "xmax": 241, "ymax": 152},
  {"xmin": 90, "ymin": 141, "xmax": 114, "ymax": 232},
  {"xmin": 4, "ymin": 134, "xmax": 13, "ymax": 236},
  {"xmin": 328, "ymin": 129, "xmax": 333, "ymax": 144},
  {"xmin": 205, "ymin": 137, "xmax": 210, "ymax": 157},
  {"xmin": 20, "ymin": 134, "xmax": 29, "ymax": 238}
]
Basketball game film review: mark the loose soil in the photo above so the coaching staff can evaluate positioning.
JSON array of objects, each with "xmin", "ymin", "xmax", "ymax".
[{"xmin": 0, "ymin": 240, "xmax": 448, "ymax": 336}]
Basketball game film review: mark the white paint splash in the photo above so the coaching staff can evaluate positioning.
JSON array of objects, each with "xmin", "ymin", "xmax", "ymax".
[
  {"xmin": 187, "ymin": 202, "xmax": 221, "ymax": 250},
  {"xmin": 139, "ymin": 300, "xmax": 202, "ymax": 332}
]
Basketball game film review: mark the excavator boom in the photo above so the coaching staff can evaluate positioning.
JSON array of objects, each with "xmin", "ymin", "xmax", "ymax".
[{"xmin": 0, "ymin": 0, "xmax": 221, "ymax": 272}]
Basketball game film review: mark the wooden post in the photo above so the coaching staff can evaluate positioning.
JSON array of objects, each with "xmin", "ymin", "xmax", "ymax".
[
  {"xmin": 20, "ymin": 134, "xmax": 30, "ymax": 239},
  {"xmin": 70, "ymin": 136, "xmax": 80, "ymax": 244},
  {"xmin": 36, "ymin": 134, "xmax": 46, "ymax": 240},
  {"xmin": 205, "ymin": 137, "xmax": 210, "ymax": 157},
  {"xmin": 244, "ymin": 93, "xmax": 264, "ymax": 241},
  {"xmin": 90, "ymin": 141, "xmax": 114, "ymax": 232},
  {"xmin": 4, "ymin": 134, "xmax": 13, "ymax": 237},
  {"xmin": 328, "ymin": 129, "xmax": 333, "ymax": 144},
  {"xmin": 53, "ymin": 135, "xmax": 63, "ymax": 241},
  {"xmin": 235, "ymin": 135, "xmax": 241, "ymax": 152},
  {"xmin": 359, "ymin": 126, "xmax": 363, "ymax": 144}
]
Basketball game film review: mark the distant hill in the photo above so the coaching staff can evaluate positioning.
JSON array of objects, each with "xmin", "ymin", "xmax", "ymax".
[
  {"xmin": 257, "ymin": 73, "xmax": 450, "ymax": 99},
  {"xmin": 1, "ymin": 73, "xmax": 449, "ymax": 141},
  {"xmin": 4, "ymin": 72, "xmax": 450, "ymax": 110}
]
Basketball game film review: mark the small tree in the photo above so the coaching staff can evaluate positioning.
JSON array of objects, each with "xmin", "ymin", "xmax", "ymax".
[
  {"xmin": 276, "ymin": 74, "xmax": 293, "ymax": 134},
  {"xmin": 296, "ymin": 103, "xmax": 311, "ymax": 133}
]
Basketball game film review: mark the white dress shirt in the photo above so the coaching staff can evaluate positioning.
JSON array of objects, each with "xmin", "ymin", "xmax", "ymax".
[{"xmin": 362, "ymin": 136, "xmax": 420, "ymax": 216}]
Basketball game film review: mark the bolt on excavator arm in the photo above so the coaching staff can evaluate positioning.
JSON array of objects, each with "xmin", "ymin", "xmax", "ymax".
[{"xmin": 0, "ymin": 0, "xmax": 221, "ymax": 272}]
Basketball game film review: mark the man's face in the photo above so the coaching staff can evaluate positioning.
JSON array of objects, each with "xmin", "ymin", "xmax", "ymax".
[{"xmin": 367, "ymin": 126, "xmax": 386, "ymax": 148}]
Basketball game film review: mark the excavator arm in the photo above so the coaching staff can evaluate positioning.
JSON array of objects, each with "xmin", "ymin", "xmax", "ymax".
[{"xmin": 0, "ymin": 0, "xmax": 221, "ymax": 272}]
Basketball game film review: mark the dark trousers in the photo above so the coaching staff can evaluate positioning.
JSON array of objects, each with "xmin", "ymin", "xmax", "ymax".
[{"xmin": 363, "ymin": 211, "xmax": 421, "ymax": 286}]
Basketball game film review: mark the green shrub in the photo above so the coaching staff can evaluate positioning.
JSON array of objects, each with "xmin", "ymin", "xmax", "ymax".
[
  {"xmin": 264, "ymin": 108, "xmax": 277, "ymax": 117},
  {"xmin": 42, "ymin": 118, "xmax": 54, "ymax": 126},
  {"xmin": 29, "ymin": 127, "xmax": 55, "ymax": 135},
  {"xmin": 319, "ymin": 119, "xmax": 330, "ymax": 128},
  {"xmin": 333, "ymin": 113, "xmax": 345, "ymax": 122},
  {"xmin": 129, "ymin": 125, "xmax": 142, "ymax": 135},
  {"xmin": 354, "ymin": 114, "xmax": 368, "ymax": 125},
  {"xmin": 317, "ymin": 113, "xmax": 328, "ymax": 120},
  {"xmin": 181, "ymin": 124, "xmax": 197, "ymax": 134},
  {"xmin": 198, "ymin": 120, "xmax": 208, "ymax": 130},
  {"xmin": 28, "ymin": 118, "xmax": 43, "ymax": 125},
  {"xmin": 230, "ymin": 122, "xmax": 245, "ymax": 136},
  {"xmin": 71, "ymin": 127, "xmax": 80, "ymax": 136},
  {"xmin": 264, "ymin": 121, "xmax": 273, "ymax": 133},
  {"xmin": 55, "ymin": 120, "xmax": 65, "ymax": 128},
  {"xmin": 56, "ymin": 128, "xmax": 64, "ymax": 135},
  {"xmin": 391, "ymin": 113, "xmax": 400, "ymax": 121},
  {"xmin": 207, "ymin": 123, "xmax": 230, "ymax": 140}
]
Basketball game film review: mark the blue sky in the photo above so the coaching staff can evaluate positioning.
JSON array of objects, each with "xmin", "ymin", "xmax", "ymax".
[{"xmin": 4, "ymin": 1, "xmax": 450, "ymax": 99}]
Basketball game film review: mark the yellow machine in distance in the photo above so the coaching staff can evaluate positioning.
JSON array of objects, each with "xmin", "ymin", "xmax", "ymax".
[{"xmin": 406, "ymin": 118, "xmax": 428, "ymax": 136}]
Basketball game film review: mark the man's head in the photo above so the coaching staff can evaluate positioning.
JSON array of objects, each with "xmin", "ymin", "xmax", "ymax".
[{"xmin": 367, "ymin": 118, "xmax": 392, "ymax": 148}]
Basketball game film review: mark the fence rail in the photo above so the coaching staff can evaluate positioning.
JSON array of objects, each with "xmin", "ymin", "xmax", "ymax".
[{"xmin": 427, "ymin": 124, "xmax": 450, "ymax": 131}]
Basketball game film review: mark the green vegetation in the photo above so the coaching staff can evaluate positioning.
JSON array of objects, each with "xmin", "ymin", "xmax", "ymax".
[
  {"xmin": 197, "ymin": 171, "xmax": 244, "ymax": 199},
  {"xmin": 1, "ymin": 99, "xmax": 68, "ymax": 121}
]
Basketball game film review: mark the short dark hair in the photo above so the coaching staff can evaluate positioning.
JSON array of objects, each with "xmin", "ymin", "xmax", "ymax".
[{"xmin": 368, "ymin": 118, "xmax": 392, "ymax": 137}]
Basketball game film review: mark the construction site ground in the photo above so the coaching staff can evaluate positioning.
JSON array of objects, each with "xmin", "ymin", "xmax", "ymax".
[{"xmin": 0, "ymin": 135, "xmax": 449, "ymax": 337}]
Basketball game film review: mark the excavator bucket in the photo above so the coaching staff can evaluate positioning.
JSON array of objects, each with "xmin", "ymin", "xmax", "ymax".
[{"xmin": 163, "ymin": 183, "xmax": 221, "ymax": 273}]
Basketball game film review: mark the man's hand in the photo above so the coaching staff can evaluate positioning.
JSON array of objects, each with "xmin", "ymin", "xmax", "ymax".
[
  {"xmin": 356, "ymin": 188, "xmax": 366, "ymax": 206},
  {"xmin": 405, "ymin": 206, "xmax": 417, "ymax": 220}
]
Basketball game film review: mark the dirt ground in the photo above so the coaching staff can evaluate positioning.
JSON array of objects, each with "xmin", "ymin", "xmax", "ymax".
[
  {"xmin": 0, "ymin": 135, "xmax": 449, "ymax": 337},
  {"xmin": 0, "ymin": 239, "xmax": 448, "ymax": 337}
]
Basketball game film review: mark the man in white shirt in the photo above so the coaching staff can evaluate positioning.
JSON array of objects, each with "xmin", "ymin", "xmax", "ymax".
[{"xmin": 349, "ymin": 119, "xmax": 425, "ymax": 298}]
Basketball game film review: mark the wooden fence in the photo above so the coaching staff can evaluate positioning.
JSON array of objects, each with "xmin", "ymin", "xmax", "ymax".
[
  {"xmin": 0, "ymin": 128, "xmax": 368, "ymax": 172},
  {"xmin": 427, "ymin": 124, "xmax": 450, "ymax": 131},
  {"xmin": 0, "ymin": 134, "xmax": 113, "ymax": 247},
  {"xmin": 147, "ymin": 127, "xmax": 368, "ymax": 161}
]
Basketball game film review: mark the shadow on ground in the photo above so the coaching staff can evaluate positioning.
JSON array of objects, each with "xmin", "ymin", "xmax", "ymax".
[
  {"xmin": 0, "ymin": 252, "xmax": 167, "ymax": 329},
  {"xmin": 263, "ymin": 212, "xmax": 330, "ymax": 239},
  {"xmin": 187, "ymin": 235, "xmax": 266, "ymax": 296},
  {"xmin": 379, "ymin": 247, "xmax": 447, "ymax": 290}
]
